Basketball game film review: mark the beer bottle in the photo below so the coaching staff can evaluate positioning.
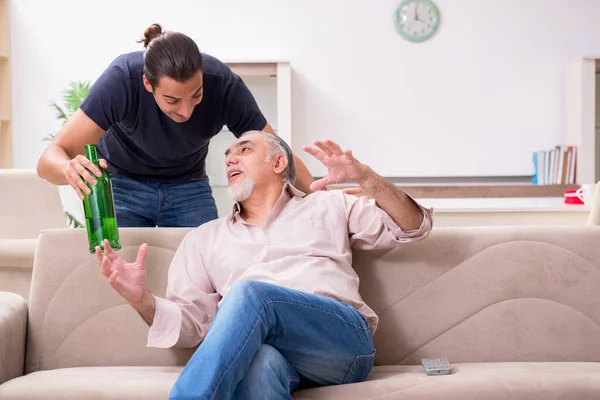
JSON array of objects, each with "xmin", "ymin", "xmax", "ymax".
[{"xmin": 82, "ymin": 144, "xmax": 121, "ymax": 253}]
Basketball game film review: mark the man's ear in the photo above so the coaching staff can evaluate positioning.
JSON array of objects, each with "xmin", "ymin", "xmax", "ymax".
[
  {"xmin": 273, "ymin": 154, "xmax": 288, "ymax": 175},
  {"xmin": 142, "ymin": 75, "xmax": 153, "ymax": 93}
]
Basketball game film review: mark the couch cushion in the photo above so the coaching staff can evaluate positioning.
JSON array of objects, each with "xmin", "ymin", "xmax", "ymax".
[
  {"xmin": 26, "ymin": 228, "xmax": 196, "ymax": 374},
  {"xmin": 353, "ymin": 226, "xmax": 600, "ymax": 365},
  {"xmin": 25, "ymin": 226, "xmax": 600, "ymax": 376},
  {"xmin": 294, "ymin": 362, "xmax": 600, "ymax": 399},
  {"xmin": 0, "ymin": 366, "xmax": 182, "ymax": 399},
  {"xmin": 1, "ymin": 362, "xmax": 598, "ymax": 399}
]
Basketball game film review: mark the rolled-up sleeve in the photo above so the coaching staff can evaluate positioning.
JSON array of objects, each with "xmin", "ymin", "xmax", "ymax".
[
  {"xmin": 343, "ymin": 192, "xmax": 433, "ymax": 250},
  {"xmin": 147, "ymin": 230, "xmax": 221, "ymax": 349}
]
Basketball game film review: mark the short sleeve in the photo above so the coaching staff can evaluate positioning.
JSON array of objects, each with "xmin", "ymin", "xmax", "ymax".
[
  {"xmin": 223, "ymin": 75, "xmax": 267, "ymax": 136},
  {"xmin": 80, "ymin": 64, "xmax": 135, "ymax": 131}
]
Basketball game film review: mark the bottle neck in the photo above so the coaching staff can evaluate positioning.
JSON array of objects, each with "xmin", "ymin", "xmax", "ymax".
[{"xmin": 85, "ymin": 144, "xmax": 98, "ymax": 163}]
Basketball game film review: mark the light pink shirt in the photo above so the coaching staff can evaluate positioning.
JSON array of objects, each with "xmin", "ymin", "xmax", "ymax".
[{"xmin": 147, "ymin": 184, "xmax": 433, "ymax": 348}]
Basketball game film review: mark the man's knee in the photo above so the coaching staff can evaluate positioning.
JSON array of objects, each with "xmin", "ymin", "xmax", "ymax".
[
  {"xmin": 237, "ymin": 344, "xmax": 298, "ymax": 395},
  {"xmin": 249, "ymin": 344, "xmax": 286, "ymax": 377}
]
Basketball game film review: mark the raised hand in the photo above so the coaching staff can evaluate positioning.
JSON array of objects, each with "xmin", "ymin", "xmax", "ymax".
[
  {"xmin": 96, "ymin": 240, "xmax": 149, "ymax": 304},
  {"xmin": 302, "ymin": 139, "xmax": 369, "ymax": 192}
]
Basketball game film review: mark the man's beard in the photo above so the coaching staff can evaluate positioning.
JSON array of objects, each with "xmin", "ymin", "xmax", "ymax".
[{"xmin": 228, "ymin": 176, "xmax": 256, "ymax": 202}]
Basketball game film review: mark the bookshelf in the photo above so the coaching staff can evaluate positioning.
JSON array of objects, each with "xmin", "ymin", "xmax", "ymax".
[{"xmin": 0, "ymin": 0, "xmax": 11, "ymax": 168}]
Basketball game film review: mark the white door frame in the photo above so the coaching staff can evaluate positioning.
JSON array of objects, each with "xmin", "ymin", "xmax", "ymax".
[{"xmin": 565, "ymin": 57, "xmax": 597, "ymax": 184}]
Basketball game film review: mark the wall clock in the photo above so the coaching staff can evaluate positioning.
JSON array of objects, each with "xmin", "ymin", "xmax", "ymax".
[{"xmin": 394, "ymin": 0, "xmax": 440, "ymax": 42}]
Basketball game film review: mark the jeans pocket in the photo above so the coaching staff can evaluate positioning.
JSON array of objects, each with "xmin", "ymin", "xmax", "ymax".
[{"xmin": 342, "ymin": 350, "xmax": 376, "ymax": 384}]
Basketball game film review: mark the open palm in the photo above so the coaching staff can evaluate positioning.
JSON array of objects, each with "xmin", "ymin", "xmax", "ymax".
[
  {"xmin": 96, "ymin": 240, "xmax": 148, "ymax": 304},
  {"xmin": 302, "ymin": 139, "xmax": 368, "ymax": 192}
]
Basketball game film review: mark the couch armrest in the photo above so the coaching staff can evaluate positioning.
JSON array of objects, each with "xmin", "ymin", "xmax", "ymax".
[{"xmin": 0, "ymin": 291, "xmax": 27, "ymax": 385}]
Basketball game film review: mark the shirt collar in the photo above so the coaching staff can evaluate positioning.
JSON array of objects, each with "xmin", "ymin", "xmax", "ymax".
[{"xmin": 230, "ymin": 182, "xmax": 306, "ymax": 223}]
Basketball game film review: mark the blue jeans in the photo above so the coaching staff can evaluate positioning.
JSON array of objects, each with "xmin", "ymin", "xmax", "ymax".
[
  {"xmin": 110, "ymin": 174, "xmax": 218, "ymax": 228},
  {"xmin": 169, "ymin": 281, "xmax": 376, "ymax": 400}
]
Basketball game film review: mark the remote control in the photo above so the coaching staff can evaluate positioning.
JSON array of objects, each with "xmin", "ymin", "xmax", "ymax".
[{"xmin": 421, "ymin": 357, "xmax": 451, "ymax": 376}]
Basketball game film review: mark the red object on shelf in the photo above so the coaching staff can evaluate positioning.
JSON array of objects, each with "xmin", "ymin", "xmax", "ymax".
[{"xmin": 564, "ymin": 189, "xmax": 584, "ymax": 204}]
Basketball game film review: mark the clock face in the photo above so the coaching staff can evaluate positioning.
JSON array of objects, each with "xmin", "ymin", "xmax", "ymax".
[{"xmin": 394, "ymin": 0, "xmax": 439, "ymax": 42}]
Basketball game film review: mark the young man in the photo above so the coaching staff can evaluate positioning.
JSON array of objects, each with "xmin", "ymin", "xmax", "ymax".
[
  {"xmin": 37, "ymin": 24, "xmax": 315, "ymax": 228},
  {"xmin": 97, "ymin": 131, "xmax": 433, "ymax": 399}
]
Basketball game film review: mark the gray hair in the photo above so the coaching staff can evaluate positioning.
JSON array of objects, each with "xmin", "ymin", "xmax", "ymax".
[{"xmin": 240, "ymin": 131, "xmax": 296, "ymax": 184}]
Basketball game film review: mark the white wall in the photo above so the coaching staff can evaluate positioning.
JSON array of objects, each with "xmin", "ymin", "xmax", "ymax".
[{"xmin": 9, "ymin": 0, "xmax": 600, "ymax": 181}]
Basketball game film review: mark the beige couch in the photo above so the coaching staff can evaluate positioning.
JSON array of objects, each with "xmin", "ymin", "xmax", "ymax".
[
  {"xmin": 1, "ymin": 226, "xmax": 600, "ymax": 399},
  {"xmin": 0, "ymin": 169, "xmax": 67, "ymax": 299}
]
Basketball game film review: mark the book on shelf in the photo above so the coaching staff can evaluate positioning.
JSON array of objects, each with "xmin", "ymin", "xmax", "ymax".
[{"xmin": 532, "ymin": 145, "xmax": 577, "ymax": 185}]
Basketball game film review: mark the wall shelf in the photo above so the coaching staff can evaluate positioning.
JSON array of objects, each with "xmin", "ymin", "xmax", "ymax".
[
  {"xmin": 0, "ymin": 0, "xmax": 11, "ymax": 168},
  {"xmin": 226, "ymin": 62, "xmax": 278, "ymax": 77},
  {"xmin": 224, "ymin": 61, "xmax": 292, "ymax": 145},
  {"xmin": 330, "ymin": 183, "xmax": 578, "ymax": 198},
  {"xmin": 403, "ymin": 184, "xmax": 578, "ymax": 198}
]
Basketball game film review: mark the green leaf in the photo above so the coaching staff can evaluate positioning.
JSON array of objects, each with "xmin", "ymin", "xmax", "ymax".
[
  {"xmin": 50, "ymin": 102, "xmax": 68, "ymax": 122},
  {"xmin": 45, "ymin": 80, "xmax": 93, "ymax": 143},
  {"xmin": 65, "ymin": 211, "xmax": 85, "ymax": 228},
  {"xmin": 45, "ymin": 80, "xmax": 93, "ymax": 144},
  {"xmin": 63, "ymin": 81, "xmax": 91, "ymax": 115}
]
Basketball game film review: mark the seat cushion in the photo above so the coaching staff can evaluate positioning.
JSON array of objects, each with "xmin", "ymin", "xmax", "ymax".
[
  {"xmin": 0, "ymin": 366, "xmax": 183, "ymax": 399},
  {"xmin": 293, "ymin": 362, "xmax": 600, "ymax": 399},
  {"xmin": 1, "ymin": 362, "xmax": 599, "ymax": 399}
]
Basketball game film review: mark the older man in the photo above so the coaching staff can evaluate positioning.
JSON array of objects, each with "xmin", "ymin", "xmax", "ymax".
[{"xmin": 97, "ymin": 131, "xmax": 433, "ymax": 399}]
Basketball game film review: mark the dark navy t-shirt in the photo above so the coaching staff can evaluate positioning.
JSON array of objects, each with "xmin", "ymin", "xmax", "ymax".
[{"xmin": 80, "ymin": 50, "xmax": 267, "ymax": 183}]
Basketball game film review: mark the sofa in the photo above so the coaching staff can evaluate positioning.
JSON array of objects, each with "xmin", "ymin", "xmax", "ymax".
[
  {"xmin": 1, "ymin": 225, "xmax": 599, "ymax": 399},
  {"xmin": 0, "ymin": 169, "xmax": 67, "ymax": 299}
]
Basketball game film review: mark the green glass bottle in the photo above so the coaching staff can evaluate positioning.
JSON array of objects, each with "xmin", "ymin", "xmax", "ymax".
[{"xmin": 82, "ymin": 144, "xmax": 121, "ymax": 253}]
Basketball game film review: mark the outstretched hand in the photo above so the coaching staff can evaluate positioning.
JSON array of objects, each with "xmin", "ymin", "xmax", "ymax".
[
  {"xmin": 302, "ymin": 139, "xmax": 369, "ymax": 192},
  {"xmin": 96, "ymin": 240, "xmax": 149, "ymax": 304}
]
